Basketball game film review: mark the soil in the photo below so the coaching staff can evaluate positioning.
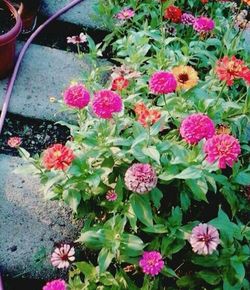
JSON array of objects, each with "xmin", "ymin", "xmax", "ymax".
[
  {"xmin": 0, "ymin": 3, "xmax": 15, "ymax": 35},
  {"xmin": 3, "ymin": 278, "xmax": 45, "ymax": 290},
  {"xmin": 0, "ymin": 112, "xmax": 70, "ymax": 156}
]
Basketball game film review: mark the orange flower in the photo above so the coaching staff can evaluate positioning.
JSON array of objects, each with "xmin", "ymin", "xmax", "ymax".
[
  {"xmin": 216, "ymin": 124, "xmax": 231, "ymax": 135},
  {"xmin": 134, "ymin": 103, "xmax": 161, "ymax": 127},
  {"xmin": 243, "ymin": 0, "xmax": 250, "ymax": 5},
  {"xmin": 172, "ymin": 65, "xmax": 198, "ymax": 90},
  {"xmin": 42, "ymin": 144, "xmax": 75, "ymax": 170},
  {"xmin": 215, "ymin": 56, "xmax": 249, "ymax": 86}
]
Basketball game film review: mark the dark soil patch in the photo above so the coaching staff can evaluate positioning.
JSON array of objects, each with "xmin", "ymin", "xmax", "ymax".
[
  {"xmin": 0, "ymin": 3, "xmax": 15, "ymax": 35},
  {"xmin": 0, "ymin": 112, "xmax": 70, "ymax": 156},
  {"xmin": 3, "ymin": 278, "xmax": 44, "ymax": 290}
]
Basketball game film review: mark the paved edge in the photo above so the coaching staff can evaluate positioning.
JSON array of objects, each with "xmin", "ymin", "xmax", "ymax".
[
  {"xmin": 40, "ymin": 0, "xmax": 103, "ymax": 29},
  {"xmin": 0, "ymin": 154, "xmax": 82, "ymax": 279},
  {"xmin": 0, "ymin": 43, "xmax": 92, "ymax": 122}
]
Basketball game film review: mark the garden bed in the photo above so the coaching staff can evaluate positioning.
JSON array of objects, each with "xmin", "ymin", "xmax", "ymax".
[{"xmin": 1, "ymin": 0, "xmax": 250, "ymax": 290}]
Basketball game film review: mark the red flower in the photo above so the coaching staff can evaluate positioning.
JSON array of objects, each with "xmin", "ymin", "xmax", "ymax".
[
  {"xmin": 111, "ymin": 77, "xmax": 129, "ymax": 91},
  {"xmin": 42, "ymin": 144, "xmax": 75, "ymax": 170},
  {"xmin": 215, "ymin": 56, "xmax": 249, "ymax": 86},
  {"xmin": 134, "ymin": 103, "xmax": 161, "ymax": 128},
  {"xmin": 164, "ymin": 5, "xmax": 182, "ymax": 23}
]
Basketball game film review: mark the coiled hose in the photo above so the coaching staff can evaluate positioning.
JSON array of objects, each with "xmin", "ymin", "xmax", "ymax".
[{"xmin": 0, "ymin": 0, "xmax": 84, "ymax": 134}]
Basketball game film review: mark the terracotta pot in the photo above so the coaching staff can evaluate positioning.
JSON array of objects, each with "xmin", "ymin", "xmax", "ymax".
[{"xmin": 0, "ymin": 0, "xmax": 22, "ymax": 79}]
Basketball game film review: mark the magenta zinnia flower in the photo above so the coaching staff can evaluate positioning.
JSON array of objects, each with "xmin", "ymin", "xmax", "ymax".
[
  {"xmin": 193, "ymin": 16, "xmax": 215, "ymax": 33},
  {"xmin": 180, "ymin": 113, "xmax": 215, "ymax": 144},
  {"xmin": 203, "ymin": 134, "xmax": 241, "ymax": 169},
  {"xmin": 124, "ymin": 163, "xmax": 157, "ymax": 194},
  {"xmin": 189, "ymin": 223, "xmax": 220, "ymax": 255},
  {"xmin": 181, "ymin": 13, "xmax": 196, "ymax": 25},
  {"xmin": 116, "ymin": 8, "xmax": 135, "ymax": 20},
  {"xmin": 106, "ymin": 190, "xmax": 118, "ymax": 201},
  {"xmin": 63, "ymin": 83, "xmax": 90, "ymax": 109},
  {"xmin": 43, "ymin": 279, "xmax": 67, "ymax": 290},
  {"xmin": 51, "ymin": 244, "xmax": 75, "ymax": 269},
  {"xmin": 92, "ymin": 89, "xmax": 123, "ymax": 119},
  {"xmin": 149, "ymin": 71, "xmax": 177, "ymax": 94},
  {"xmin": 139, "ymin": 251, "xmax": 164, "ymax": 276}
]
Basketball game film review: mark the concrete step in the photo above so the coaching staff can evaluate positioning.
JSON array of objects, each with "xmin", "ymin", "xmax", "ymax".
[
  {"xmin": 40, "ymin": 0, "xmax": 102, "ymax": 29},
  {"xmin": 0, "ymin": 154, "xmax": 82, "ymax": 279},
  {"xmin": 0, "ymin": 43, "xmax": 92, "ymax": 121}
]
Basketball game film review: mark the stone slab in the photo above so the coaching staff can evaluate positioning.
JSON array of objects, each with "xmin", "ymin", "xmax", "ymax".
[
  {"xmin": 40, "ymin": 0, "xmax": 103, "ymax": 29},
  {"xmin": 0, "ymin": 154, "xmax": 82, "ymax": 279},
  {"xmin": 0, "ymin": 43, "xmax": 92, "ymax": 121}
]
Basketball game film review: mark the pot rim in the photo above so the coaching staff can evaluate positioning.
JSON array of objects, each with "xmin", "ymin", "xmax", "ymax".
[{"xmin": 0, "ymin": 0, "xmax": 22, "ymax": 46}]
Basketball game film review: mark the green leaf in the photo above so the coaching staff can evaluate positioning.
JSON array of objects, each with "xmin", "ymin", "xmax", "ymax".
[
  {"xmin": 76, "ymin": 261, "xmax": 96, "ymax": 278},
  {"xmin": 196, "ymin": 270, "xmax": 221, "ymax": 285},
  {"xmin": 121, "ymin": 233, "xmax": 144, "ymax": 257},
  {"xmin": 168, "ymin": 207, "xmax": 182, "ymax": 227},
  {"xmin": 142, "ymin": 146, "xmax": 161, "ymax": 164},
  {"xmin": 233, "ymin": 171, "xmax": 250, "ymax": 186},
  {"xmin": 180, "ymin": 191, "xmax": 191, "ymax": 212},
  {"xmin": 175, "ymin": 166, "xmax": 202, "ymax": 180},
  {"xmin": 230, "ymin": 256, "xmax": 245, "ymax": 282},
  {"xmin": 186, "ymin": 178, "xmax": 208, "ymax": 202},
  {"xmin": 63, "ymin": 189, "xmax": 81, "ymax": 213},
  {"xmin": 130, "ymin": 194, "xmax": 153, "ymax": 227},
  {"xmin": 98, "ymin": 248, "xmax": 114, "ymax": 273},
  {"xmin": 150, "ymin": 188, "xmax": 163, "ymax": 209},
  {"xmin": 162, "ymin": 266, "xmax": 178, "ymax": 278}
]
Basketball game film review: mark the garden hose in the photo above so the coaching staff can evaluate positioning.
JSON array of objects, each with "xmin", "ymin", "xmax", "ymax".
[{"xmin": 0, "ymin": 0, "xmax": 84, "ymax": 135}]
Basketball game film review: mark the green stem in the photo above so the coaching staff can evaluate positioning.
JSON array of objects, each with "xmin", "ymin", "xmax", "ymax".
[{"xmin": 214, "ymin": 82, "xmax": 227, "ymax": 107}]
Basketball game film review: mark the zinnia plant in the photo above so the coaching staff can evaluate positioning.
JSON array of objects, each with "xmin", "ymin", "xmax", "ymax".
[{"xmin": 17, "ymin": 0, "xmax": 250, "ymax": 289}]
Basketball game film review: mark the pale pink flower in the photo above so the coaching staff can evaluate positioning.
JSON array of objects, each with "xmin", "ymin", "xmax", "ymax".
[
  {"xmin": 139, "ymin": 251, "xmax": 164, "ymax": 276},
  {"xmin": 149, "ymin": 71, "xmax": 177, "ymax": 94},
  {"xmin": 124, "ymin": 163, "xmax": 157, "ymax": 194},
  {"xmin": 43, "ymin": 279, "xmax": 67, "ymax": 290},
  {"xmin": 67, "ymin": 33, "xmax": 87, "ymax": 44},
  {"xmin": 106, "ymin": 190, "xmax": 118, "ymax": 201},
  {"xmin": 203, "ymin": 134, "xmax": 241, "ymax": 169},
  {"xmin": 7, "ymin": 136, "xmax": 22, "ymax": 148},
  {"xmin": 181, "ymin": 13, "xmax": 196, "ymax": 25},
  {"xmin": 92, "ymin": 89, "xmax": 123, "ymax": 119},
  {"xmin": 193, "ymin": 16, "xmax": 215, "ymax": 33},
  {"xmin": 189, "ymin": 223, "xmax": 220, "ymax": 255},
  {"xmin": 51, "ymin": 244, "xmax": 75, "ymax": 269},
  {"xmin": 180, "ymin": 113, "xmax": 215, "ymax": 144},
  {"xmin": 63, "ymin": 83, "xmax": 90, "ymax": 109},
  {"xmin": 116, "ymin": 8, "xmax": 135, "ymax": 20}
]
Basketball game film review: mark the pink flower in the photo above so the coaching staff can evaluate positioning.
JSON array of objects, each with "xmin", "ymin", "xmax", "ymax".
[
  {"xmin": 67, "ymin": 33, "xmax": 87, "ymax": 44},
  {"xmin": 149, "ymin": 71, "xmax": 177, "ymax": 94},
  {"xmin": 180, "ymin": 113, "xmax": 215, "ymax": 144},
  {"xmin": 124, "ymin": 163, "xmax": 157, "ymax": 194},
  {"xmin": 193, "ymin": 16, "xmax": 215, "ymax": 33},
  {"xmin": 139, "ymin": 251, "xmax": 164, "ymax": 276},
  {"xmin": 92, "ymin": 89, "xmax": 123, "ymax": 119},
  {"xmin": 43, "ymin": 279, "xmax": 67, "ymax": 290},
  {"xmin": 203, "ymin": 134, "xmax": 241, "ymax": 169},
  {"xmin": 189, "ymin": 223, "xmax": 220, "ymax": 255},
  {"xmin": 116, "ymin": 8, "xmax": 135, "ymax": 20},
  {"xmin": 106, "ymin": 190, "xmax": 118, "ymax": 201},
  {"xmin": 7, "ymin": 136, "xmax": 22, "ymax": 148},
  {"xmin": 181, "ymin": 13, "xmax": 196, "ymax": 25},
  {"xmin": 63, "ymin": 84, "xmax": 90, "ymax": 109},
  {"xmin": 51, "ymin": 244, "xmax": 75, "ymax": 269}
]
